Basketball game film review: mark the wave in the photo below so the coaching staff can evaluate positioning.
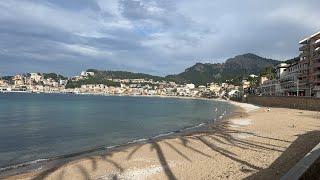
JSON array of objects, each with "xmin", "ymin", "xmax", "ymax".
[
  {"xmin": 151, "ymin": 132, "xmax": 175, "ymax": 139},
  {"xmin": 0, "ymin": 158, "xmax": 49, "ymax": 172},
  {"xmin": 183, "ymin": 123, "xmax": 206, "ymax": 131},
  {"xmin": 127, "ymin": 138, "xmax": 148, "ymax": 144}
]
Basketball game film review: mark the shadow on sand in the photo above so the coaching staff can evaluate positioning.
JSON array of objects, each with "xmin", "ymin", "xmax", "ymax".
[
  {"xmin": 245, "ymin": 130, "xmax": 320, "ymax": 180},
  {"xmin": 29, "ymin": 121, "xmax": 320, "ymax": 180}
]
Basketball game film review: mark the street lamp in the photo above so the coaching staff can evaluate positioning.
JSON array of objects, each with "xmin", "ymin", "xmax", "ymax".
[{"xmin": 296, "ymin": 78, "xmax": 299, "ymax": 96}]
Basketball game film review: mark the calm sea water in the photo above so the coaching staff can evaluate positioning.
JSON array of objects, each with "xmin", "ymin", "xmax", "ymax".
[{"xmin": 0, "ymin": 93, "xmax": 235, "ymax": 169}]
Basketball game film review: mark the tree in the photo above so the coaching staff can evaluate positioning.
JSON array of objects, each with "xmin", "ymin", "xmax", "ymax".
[{"xmin": 260, "ymin": 66, "xmax": 275, "ymax": 80}]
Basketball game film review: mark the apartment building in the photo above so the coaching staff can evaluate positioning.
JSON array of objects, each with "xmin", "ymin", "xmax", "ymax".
[
  {"xmin": 299, "ymin": 31, "xmax": 320, "ymax": 97},
  {"xmin": 259, "ymin": 79, "xmax": 281, "ymax": 96},
  {"xmin": 279, "ymin": 62, "xmax": 300, "ymax": 96}
]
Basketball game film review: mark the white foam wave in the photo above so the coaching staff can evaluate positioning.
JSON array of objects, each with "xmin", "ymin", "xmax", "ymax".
[{"xmin": 0, "ymin": 158, "xmax": 49, "ymax": 172}]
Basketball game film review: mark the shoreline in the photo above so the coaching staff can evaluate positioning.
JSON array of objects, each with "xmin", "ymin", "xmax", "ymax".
[
  {"xmin": 0, "ymin": 91, "xmax": 261, "ymax": 113},
  {"xmin": 0, "ymin": 91, "xmax": 224, "ymax": 106},
  {"xmin": 0, "ymin": 90, "xmax": 215, "ymax": 101},
  {"xmin": 0, "ymin": 96, "xmax": 244, "ymax": 179},
  {"xmin": 5, "ymin": 102, "xmax": 320, "ymax": 179}
]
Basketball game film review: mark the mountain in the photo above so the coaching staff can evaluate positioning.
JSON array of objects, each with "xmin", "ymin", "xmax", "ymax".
[
  {"xmin": 166, "ymin": 53, "xmax": 281, "ymax": 86},
  {"xmin": 67, "ymin": 53, "xmax": 281, "ymax": 88}
]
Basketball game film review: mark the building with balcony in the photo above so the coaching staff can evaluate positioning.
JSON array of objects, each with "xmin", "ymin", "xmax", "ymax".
[
  {"xmin": 258, "ymin": 79, "xmax": 281, "ymax": 96},
  {"xmin": 299, "ymin": 31, "xmax": 320, "ymax": 97},
  {"xmin": 279, "ymin": 62, "xmax": 303, "ymax": 96}
]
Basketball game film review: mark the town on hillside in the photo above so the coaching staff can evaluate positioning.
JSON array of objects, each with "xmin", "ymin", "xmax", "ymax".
[
  {"xmin": 0, "ymin": 31, "xmax": 319, "ymax": 99},
  {"xmin": 0, "ymin": 70, "xmax": 234, "ymax": 98}
]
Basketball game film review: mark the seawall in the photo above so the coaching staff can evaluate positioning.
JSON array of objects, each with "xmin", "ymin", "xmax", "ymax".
[{"xmin": 244, "ymin": 96, "xmax": 320, "ymax": 111}]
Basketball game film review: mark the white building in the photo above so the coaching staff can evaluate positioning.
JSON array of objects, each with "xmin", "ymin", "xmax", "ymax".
[
  {"xmin": 59, "ymin": 79, "xmax": 68, "ymax": 86},
  {"xmin": 80, "ymin": 84, "xmax": 107, "ymax": 93},
  {"xmin": 249, "ymin": 74, "xmax": 258, "ymax": 78},
  {"xmin": 275, "ymin": 63, "xmax": 288, "ymax": 79},
  {"xmin": 228, "ymin": 89, "xmax": 240, "ymax": 97},
  {"xmin": 279, "ymin": 62, "xmax": 300, "ymax": 96},
  {"xmin": 13, "ymin": 75, "xmax": 25, "ymax": 86},
  {"xmin": 30, "ymin": 73, "xmax": 42, "ymax": 83},
  {"xmin": 209, "ymin": 83, "xmax": 221, "ymax": 95},
  {"xmin": 259, "ymin": 79, "xmax": 281, "ymax": 96},
  {"xmin": 185, "ymin": 83, "xmax": 195, "ymax": 89},
  {"xmin": 81, "ymin": 71, "xmax": 95, "ymax": 77}
]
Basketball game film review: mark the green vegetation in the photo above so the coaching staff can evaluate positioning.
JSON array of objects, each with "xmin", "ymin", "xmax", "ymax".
[
  {"xmin": 247, "ymin": 76, "xmax": 260, "ymax": 87},
  {"xmin": 89, "ymin": 69, "xmax": 166, "ymax": 81},
  {"xmin": 1, "ymin": 76, "xmax": 13, "ymax": 81},
  {"xmin": 65, "ymin": 76, "xmax": 120, "ymax": 89},
  {"xmin": 65, "ymin": 69, "xmax": 177, "ymax": 89},
  {"xmin": 284, "ymin": 57, "xmax": 299, "ymax": 64},
  {"xmin": 43, "ymin": 73, "xmax": 68, "ymax": 81},
  {"xmin": 260, "ymin": 66, "xmax": 276, "ymax": 80},
  {"xmin": 166, "ymin": 53, "xmax": 280, "ymax": 86}
]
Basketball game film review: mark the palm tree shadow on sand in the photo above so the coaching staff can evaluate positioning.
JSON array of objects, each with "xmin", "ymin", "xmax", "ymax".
[
  {"xmin": 245, "ymin": 130, "xmax": 320, "ymax": 179},
  {"xmin": 30, "ymin": 121, "xmax": 320, "ymax": 180}
]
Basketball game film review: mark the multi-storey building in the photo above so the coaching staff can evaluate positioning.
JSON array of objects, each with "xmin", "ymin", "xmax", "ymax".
[
  {"xmin": 299, "ymin": 31, "xmax": 320, "ymax": 97},
  {"xmin": 13, "ymin": 75, "xmax": 25, "ymax": 87},
  {"xmin": 275, "ymin": 63, "xmax": 288, "ymax": 79},
  {"xmin": 297, "ymin": 58, "xmax": 310, "ymax": 96},
  {"xmin": 259, "ymin": 79, "xmax": 281, "ymax": 96},
  {"xmin": 279, "ymin": 62, "xmax": 300, "ymax": 96}
]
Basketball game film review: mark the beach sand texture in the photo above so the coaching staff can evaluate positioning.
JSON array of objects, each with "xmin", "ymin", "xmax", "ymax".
[{"xmin": 6, "ymin": 104, "xmax": 320, "ymax": 180}]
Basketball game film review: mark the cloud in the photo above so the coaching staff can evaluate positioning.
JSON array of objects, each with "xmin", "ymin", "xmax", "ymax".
[
  {"xmin": 63, "ymin": 44, "xmax": 113, "ymax": 57},
  {"xmin": 0, "ymin": 0, "xmax": 319, "ymax": 76}
]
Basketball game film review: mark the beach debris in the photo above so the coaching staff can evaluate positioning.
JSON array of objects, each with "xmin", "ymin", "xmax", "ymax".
[{"xmin": 289, "ymin": 124, "xmax": 296, "ymax": 128}]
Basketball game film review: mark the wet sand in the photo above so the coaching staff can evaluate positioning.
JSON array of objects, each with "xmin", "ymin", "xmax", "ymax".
[{"xmin": 5, "ymin": 103, "xmax": 320, "ymax": 180}]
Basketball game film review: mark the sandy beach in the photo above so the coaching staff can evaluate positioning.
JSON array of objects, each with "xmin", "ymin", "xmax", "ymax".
[{"xmin": 5, "ymin": 102, "xmax": 320, "ymax": 180}]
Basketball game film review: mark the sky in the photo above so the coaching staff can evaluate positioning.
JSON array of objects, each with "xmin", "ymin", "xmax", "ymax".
[{"xmin": 0, "ymin": 0, "xmax": 319, "ymax": 76}]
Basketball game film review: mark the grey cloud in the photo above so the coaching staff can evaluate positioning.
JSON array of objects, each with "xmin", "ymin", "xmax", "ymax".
[
  {"xmin": 35, "ymin": 0, "xmax": 101, "ymax": 11},
  {"xmin": 119, "ymin": 0, "xmax": 193, "ymax": 31},
  {"xmin": 0, "ymin": 0, "xmax": 319, "ymax": 76}
]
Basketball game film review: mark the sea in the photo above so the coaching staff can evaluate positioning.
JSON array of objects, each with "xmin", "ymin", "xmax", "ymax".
[{"xmin": 0, "ymin": 93, "xmax": 235, "ymax": 176}]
